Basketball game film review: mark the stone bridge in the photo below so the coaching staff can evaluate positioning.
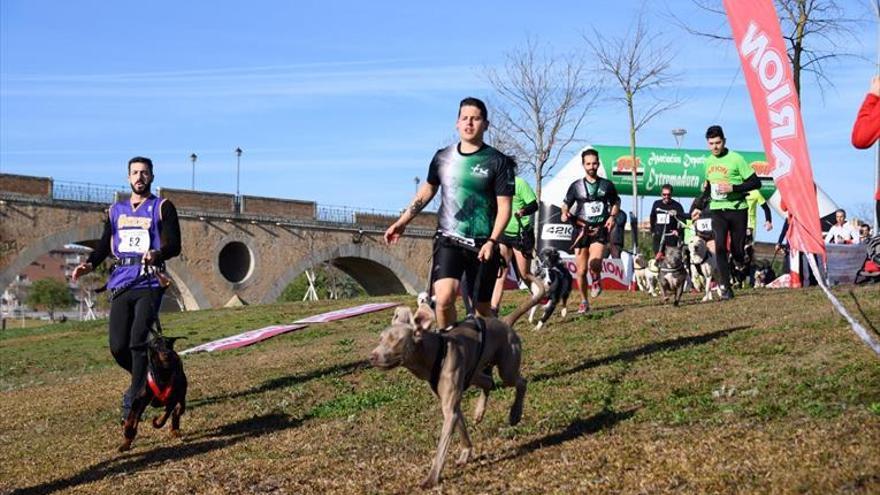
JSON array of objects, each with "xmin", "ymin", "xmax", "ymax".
[{"xmin": 0, "ymin": 173, "xmax": 436, "ymax": 310}]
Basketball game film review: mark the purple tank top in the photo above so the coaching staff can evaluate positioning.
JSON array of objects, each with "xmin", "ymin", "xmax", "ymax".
[{"xmin": 108, "ymin": 195, "xmax": 163, "ymax": 290}]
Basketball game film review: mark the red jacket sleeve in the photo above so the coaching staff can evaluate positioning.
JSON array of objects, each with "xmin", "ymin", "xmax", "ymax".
[{"xmin": 852, "ymin": 93, "xmax": 880, "ymax": 149}]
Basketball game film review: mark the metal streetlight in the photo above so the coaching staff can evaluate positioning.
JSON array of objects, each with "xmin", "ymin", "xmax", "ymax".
[
  {"xmin": 671, "ymin": 128, "xmax": 687, "ymax": 149},
  {"xmin": 190, "ymin": 153, "xmax": 197, "ymax": 190},
  {"xmin": 234, "ymin": 147, "xmax": 243, "ymax": 197},
  {"xmin": 413, "ymin": 176, "xmax": 420, "ymax": 194}
]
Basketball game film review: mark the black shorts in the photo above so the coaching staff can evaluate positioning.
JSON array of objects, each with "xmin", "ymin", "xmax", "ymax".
[
  {"xmin": 431, "ymin": 236, "xmax": 501, "ymax": 303},
  {"xmin": 572, "ymin": 224, "xmax": 608, "ymax": 249},
  {"xmin": 499, "ymin": 228, "xmax": 535, "ymax": 255}
]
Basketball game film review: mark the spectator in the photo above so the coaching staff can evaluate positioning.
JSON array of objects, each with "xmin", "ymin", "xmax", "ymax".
[
  {"xmin": 859, "ymin": 223, "xmax": 872, "ymax": 244},
  {"xmin": 824, "ymin": 209, "xmax": 860, "ymax": 245},
  {"xmin": 609, "ymin": 209, "xmax": 628, "ymax": 258}
]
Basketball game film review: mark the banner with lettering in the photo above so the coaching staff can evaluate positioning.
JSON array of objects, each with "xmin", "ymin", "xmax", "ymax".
[
  {"xmin": 561, "ymin": 252, "xmax": 634, "ymax": 291},
  {"xmin": 723, "ymin": 0, "xmax": 825, "ymax": 255}
]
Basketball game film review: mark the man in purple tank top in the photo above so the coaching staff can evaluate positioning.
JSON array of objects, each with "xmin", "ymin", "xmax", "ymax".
[{"xmin": 73, "ymin": 157, "xmax": 181, "ymax": 423}]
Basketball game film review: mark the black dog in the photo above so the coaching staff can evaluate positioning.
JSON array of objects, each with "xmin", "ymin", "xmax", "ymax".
[
  {"xmin": 119, "ymin": 333, "xmax": 187, "ymax": 452},
  {"xmin": 529, "ymin": 247, "xmax": 573, "ymax": 330},
  {"xmin": 753, "ymin": 261, "xmax": 777, "ymax": 288}
]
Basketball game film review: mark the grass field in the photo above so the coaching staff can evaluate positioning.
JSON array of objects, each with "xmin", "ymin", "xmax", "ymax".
[{"xmin": 1, "ymin": 285, "xmax": 879, "ymax": 494}]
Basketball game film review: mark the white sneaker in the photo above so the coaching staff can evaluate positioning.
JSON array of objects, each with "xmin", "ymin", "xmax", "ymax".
[
  {"xmin": 560, "ymin": 307, "xmax": 568, "ymax": 318},
  {"xmin": 535, "ymin": 321, "xmax": 544, "ymax": 331},
  {"xmin": 590, "ymin": 282, "xmax": 602, "ymax": 298}
]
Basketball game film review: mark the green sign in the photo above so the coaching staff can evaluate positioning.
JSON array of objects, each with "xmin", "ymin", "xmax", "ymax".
[{"xmin": 593, "ymin": 145, "xmax": 776, "ymax": 199}]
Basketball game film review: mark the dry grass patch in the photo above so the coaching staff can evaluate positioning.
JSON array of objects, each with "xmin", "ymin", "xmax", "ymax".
[{"xmin": 1, "ymin": 287, "xmax": 879, "ymax": 494}]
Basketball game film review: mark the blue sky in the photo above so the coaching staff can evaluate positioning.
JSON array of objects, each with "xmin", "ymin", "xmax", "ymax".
[{"xmin": 1, "ymin": 1, "xmax": 877, "ymax": 241}]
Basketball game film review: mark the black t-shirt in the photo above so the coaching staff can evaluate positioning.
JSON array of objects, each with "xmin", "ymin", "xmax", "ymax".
[
  {"xmin": 649, "ymin": 199, "xmax": 685, "ymax": 236},
  {"xmin": 562, "ymin": 177, "xmax": 619, "ymax": 225}
]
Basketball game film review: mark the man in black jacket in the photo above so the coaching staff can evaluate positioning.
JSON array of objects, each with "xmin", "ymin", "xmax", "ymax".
[{"xmin": 649, "ymin": 184, "xmax": 685, "ymax": 257}]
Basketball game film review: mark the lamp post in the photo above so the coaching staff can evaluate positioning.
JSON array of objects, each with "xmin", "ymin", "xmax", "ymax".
[
  {"xmin": 234, "ymin": 147, "xmax": 242, "ymax": 198},
  {"xmin": 234, "ymin": 147, "xmax": 243, "ymax": 213},
  {"xmin": 190, "ymin": 153, "xmax": 197, "ymax": 190},
  {"xmin": 671, "ymin": 128, "xmax": 687, "ymax": 149},
  {"xmin": 413, "ymin": 176, "xmax": 420, "ymax": 194}
]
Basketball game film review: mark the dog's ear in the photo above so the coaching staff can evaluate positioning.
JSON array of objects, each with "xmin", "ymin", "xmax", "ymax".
[{"xmin": 391, "ymin": 306, "xmax": 413, "ymax": 326}]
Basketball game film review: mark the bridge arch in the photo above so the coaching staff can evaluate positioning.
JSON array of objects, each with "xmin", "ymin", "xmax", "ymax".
[
  {"xmin": 262, "ymin": 243, "xmax": 424, "ymax": 304},
  {"xmin": 0, "ymin": 221, "xmax": 211, "ymax": 311}
]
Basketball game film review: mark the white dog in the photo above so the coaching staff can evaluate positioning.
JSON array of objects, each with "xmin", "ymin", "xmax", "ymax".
[
  {"xmin": 633, "ymin": 253, "xmax": 660, "ymax": 296},
  {"xmin": 687, "ymin": 237, "xmax": 723, "ymax": 302}
]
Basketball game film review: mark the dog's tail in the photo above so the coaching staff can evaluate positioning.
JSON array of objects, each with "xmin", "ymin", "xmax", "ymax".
[{"xmin": 502, "ymin": 273, "xmax": 548, "ymax": 327}]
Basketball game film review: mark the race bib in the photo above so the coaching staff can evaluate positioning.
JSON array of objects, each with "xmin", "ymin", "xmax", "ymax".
[
  {"xmin": 656, "ymin": 213, "xmax": 670, "ymax": 225},
  {"xmin": 119, "ymin": 229, "xmax": 150, "ymax": 254},
  {"xmin": 583, "ymin": 201, "xmax": 604, "ymax": 217},
  {"xmin": 695, "ymin": 218, "xmax": 713, "ymax": 232},
  {"xmin": 710, "ymin": 183, "xmax": 728, "ymax": 201}
]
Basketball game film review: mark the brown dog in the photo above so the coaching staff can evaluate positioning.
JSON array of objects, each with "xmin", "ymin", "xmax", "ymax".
[
  {"xmin": 119, "ymin": 334, "xmax": 187, "ymax": 452},
  {"xmin": 369, "ymin": 278, "xmax": 546, "ymax": 488}
]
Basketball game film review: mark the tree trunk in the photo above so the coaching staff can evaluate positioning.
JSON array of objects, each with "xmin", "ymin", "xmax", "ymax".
[
  {"xmin": 627, "ymin": 94, "xmax": 639, "ymax": 250},
  {"xmin": 534, "ymin": 167, "xmax": 543, "ymax": 247}
]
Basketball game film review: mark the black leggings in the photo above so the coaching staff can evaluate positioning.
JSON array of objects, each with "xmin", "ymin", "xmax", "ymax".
[
  {"xmin": 108, "ymin": 288, "xmax": 163, "ymax": 405},
  {"xmin": 711, "ymin": 208, "xmax": 748, "ymax": 288}
]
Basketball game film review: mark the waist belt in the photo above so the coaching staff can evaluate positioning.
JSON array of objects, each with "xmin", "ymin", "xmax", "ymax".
[
  {"xmin": 436, "ymin": 232, "xmax": 483, "ymax": 253},
  {"xmin": 114, "ymin": 257, "xmax": 143, "ymax": 267}
]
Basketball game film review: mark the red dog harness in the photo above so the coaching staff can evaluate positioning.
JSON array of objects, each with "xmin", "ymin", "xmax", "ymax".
[{"xmin": 147, "ymin": 371, "xmax": 174, "ymax": 405}]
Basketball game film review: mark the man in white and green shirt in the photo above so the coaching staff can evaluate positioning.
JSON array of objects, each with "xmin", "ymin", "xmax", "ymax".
[
  {"xmin": 385, "ymin": 97, "xmax": 514, "ymax": 328},
  {"xmin": 691, "ymin": 125, "xmax": 761, "ymax": 300},
  {"xmin": 490, "ymin": 174, "xmax": 538, "ymax": 314}
]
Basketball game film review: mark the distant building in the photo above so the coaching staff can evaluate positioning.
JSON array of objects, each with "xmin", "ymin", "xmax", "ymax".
[{"xmin": 1, "ymin": 245, "xmax": 91, "ymax": 316}]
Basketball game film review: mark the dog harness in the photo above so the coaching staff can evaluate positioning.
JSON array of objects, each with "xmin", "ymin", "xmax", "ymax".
[
  {"xmin": 147, "ymin": 371, "xmax": 174, "ymax": 405},
  {"xmin": 660, "ymin": 260, "xmax": 687, "ymax": 274},
  {"xmin": 429, "ymin": 317, "xmax": 487, "ymax": 396}
]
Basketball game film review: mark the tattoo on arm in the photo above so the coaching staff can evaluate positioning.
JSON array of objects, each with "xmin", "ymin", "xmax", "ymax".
[{"xmin": 408, "ymin": 198, "xmax": 425, "ymax": 216}]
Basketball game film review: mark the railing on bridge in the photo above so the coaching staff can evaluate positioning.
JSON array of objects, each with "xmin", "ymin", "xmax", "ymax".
[
  {"xmin": 2, "ymin": 174, "xmax": 441, "ymax": 233},
  {"xmin": 52, "ymin": 180, "xmax": 125, "ymax": 204},
  {"xmin": 316, "ymin": 204, "xmax": 399, "ymax": 224}
]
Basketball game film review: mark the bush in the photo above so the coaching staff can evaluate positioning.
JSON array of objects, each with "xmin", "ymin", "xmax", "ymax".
[{"xmin": 27, "ymin": 278, "xmax": 76, "ymax": 321}]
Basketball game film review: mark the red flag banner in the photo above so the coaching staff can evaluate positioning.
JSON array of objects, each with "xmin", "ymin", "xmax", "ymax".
[{"xmin": 723, "ymin": 0, "xmax": 825, "ymax": 255}]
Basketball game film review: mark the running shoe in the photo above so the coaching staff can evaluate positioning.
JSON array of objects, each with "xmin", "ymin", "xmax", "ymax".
[
  {"xmin": 720, "ymin": 286, "xmax": 735, "ymax": 301},
  {"xmin": 590, "ymin": 281, "xmax": 602, "ymax": 298},
  {"xmin": 577, "ymin": 300, "xmax": 589, "ymax": 314}
]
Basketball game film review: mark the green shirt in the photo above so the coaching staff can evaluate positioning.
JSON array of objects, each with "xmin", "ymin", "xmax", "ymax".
[
  {"xmin": 705, "ymin": 150, "xmax": 755, "ymax": 210},
  {"xmin": 427, "ymin": 144, "xmax": 515, "ymax": 239},
  {"xmin": 683, "ymin": 218, "xmax": 696, "ymax": 244},
  {"xmin": 503, "ymin": 176, "xmax": 537, "ymax": 236},
  {"xmin": 746, "ymin": 190, "xmax": 766, "ymax": 230}
]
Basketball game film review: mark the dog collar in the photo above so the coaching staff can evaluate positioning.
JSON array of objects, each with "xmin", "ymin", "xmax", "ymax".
[{"xmin": 147, "ymin": 371, "xmax": 174, "ymax": 405}]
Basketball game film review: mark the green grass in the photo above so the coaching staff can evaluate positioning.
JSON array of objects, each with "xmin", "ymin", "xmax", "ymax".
[{"xmin": 1, "ymin": 286, "xmax": 879, "ymax": 494}]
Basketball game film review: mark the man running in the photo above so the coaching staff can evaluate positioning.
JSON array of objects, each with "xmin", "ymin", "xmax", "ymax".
[
  {"xmin": 649, "ymin": 184, "xmax": 685, "ymax": 258},
  {"xmin": 490, "ymin": 171, "xmax": 538, "ymax": 315},
  {"xmin": 560, "ymin": 149, "xmax": 620, "ymax": 313},
  {"xmin": 72, "ymin": 157, "xmax": 181, "ymax": 423},
  {"xmin": 691, "ymin": 125, "xmax": 760, "ymax": 299},
  {"xmin": 385, "ymin": 97, "xmax": 514, "ymax": 328}
]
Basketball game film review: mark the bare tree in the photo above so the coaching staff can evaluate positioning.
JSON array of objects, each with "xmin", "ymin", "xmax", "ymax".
[
  {"xmin": 587, "ymin": 18, "xmax": 681, "ymax": 235},
  {"xmin": 485, "ymin": 38, "xmax": 602, "ymax": 237},
  {"xmin": 669, "ymin": 0, "xmax": 867, "ymax": 98}
]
